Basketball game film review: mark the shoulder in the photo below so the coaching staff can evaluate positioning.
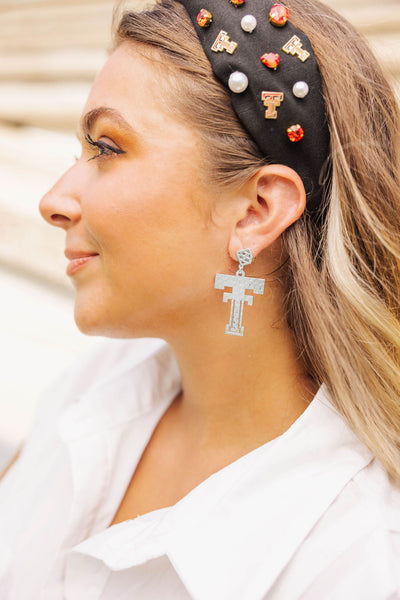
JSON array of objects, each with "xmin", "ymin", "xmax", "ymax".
[
  {"xmin": 16, "ymin": 337, "xmax": 174, "ymax": 460},
  {"xmin": 32, "ymin": 337, "xmax": 169, "ymax": 421},
  {"xmin": 1, "ymin": 337, "xmax": 176, "ymax": 484},
  {"xmin": 271, "ymin": 457, "xmax": 400, "ymax": 599},
  {"xmin": 54, "ymin": 336, "xmax": 169, "ymax": 394}
]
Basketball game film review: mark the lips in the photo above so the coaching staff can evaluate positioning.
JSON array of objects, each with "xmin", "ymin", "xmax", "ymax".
[{"xmin": 65, "ymin": 249, "xmax": 99, "ymax": 276}]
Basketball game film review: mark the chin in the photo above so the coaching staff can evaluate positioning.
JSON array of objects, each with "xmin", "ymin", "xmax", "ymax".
[
  {"xmin": 74, "ymin": 311, "xmax": 132, "ymax": 338},
  {"xmin": 74, "ymin": 306, "xmax": 106, "ymax": 336},
  {"xmin": 72, "ymin": 294, "xmax": 156, "ymax": 339},
  {"xmin": 71, "ymin": 283, "xmax": 117, "ymax": 336},
  {"xmin": 72, "ymin": 292, "xmax": 112, "ymax": 336}
]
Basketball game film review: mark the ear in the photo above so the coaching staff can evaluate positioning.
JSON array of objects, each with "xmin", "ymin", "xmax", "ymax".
[{"xmin": 228, "ymin": 164, "xmax": 306, "ymax": 260}]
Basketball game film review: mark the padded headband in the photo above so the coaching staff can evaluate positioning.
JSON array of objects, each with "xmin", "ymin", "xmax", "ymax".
[{"xmin": 180, "ymin": 0, "xmax": 330, "ymax": 212}]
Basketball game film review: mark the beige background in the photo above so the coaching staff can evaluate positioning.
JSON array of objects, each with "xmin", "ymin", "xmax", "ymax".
[{"xmin": 0, "ymin": 0, "xmax": 399, "ymax": 464}]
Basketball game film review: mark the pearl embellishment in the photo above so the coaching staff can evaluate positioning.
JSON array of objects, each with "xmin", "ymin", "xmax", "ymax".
[
  {"xmin": 241, "ymin": 14, "xmax": 257, "ymax": 33},
  {"xmin": 228, "ymin": 71, "xmax": 249, "ymax": 93},
  {"xmin": 292, "ymin": 81, "xmax": 309, "ymax": 98}
]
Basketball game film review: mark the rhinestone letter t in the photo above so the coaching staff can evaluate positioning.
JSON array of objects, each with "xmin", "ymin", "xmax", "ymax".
[{"xmin": 214, "ymin": 249, "xmax": 265, "ymax": 337}]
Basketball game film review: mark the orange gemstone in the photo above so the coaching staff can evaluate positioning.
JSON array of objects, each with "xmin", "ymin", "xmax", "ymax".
[
  {"xmin": 287, "ymin": 124, "xmax": 304, "ymax": 142},
  {"xmin": 260, "ymin": 52, "xmax": 280, "ymax": 70},
  {"xmin": 197, "ymin": 9, "xmax": 213, "ymax": 27},
  {"xmin": 230, "ymin": 0, "xmax": 245, "ymax": 5},
  {"xmin": 269, "ymin": 4, "xmax": 289, "ymax": 27}
]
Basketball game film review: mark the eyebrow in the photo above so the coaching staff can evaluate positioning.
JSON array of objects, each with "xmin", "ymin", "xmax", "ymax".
[{"xmin": 78, "ymin": 106, "xmax": 136, "ymax": 138}]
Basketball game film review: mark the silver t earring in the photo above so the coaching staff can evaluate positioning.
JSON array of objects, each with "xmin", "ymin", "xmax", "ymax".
[{"xmin": 215, "ymin": 248, "xmax": 265, "ymax": 337}]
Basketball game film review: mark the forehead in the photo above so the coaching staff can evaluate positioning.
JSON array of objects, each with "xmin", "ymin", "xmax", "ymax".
[
  {"xmin": 83, "ymin": 43, "xmax": 177, "ymax": 139},
  {"xmin": 85, "ymin": 44, "xmax": 154, "ymax": 116}
]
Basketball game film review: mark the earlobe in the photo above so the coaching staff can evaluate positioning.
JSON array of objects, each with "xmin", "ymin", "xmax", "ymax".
[{"xmin": 228, "ymin": 164, "xmax": 306, "ymax": 260}]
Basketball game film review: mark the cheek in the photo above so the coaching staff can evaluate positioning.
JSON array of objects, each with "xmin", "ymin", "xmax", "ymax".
[
  {"xmin": 81, "ymin": 163, "xmax": 214, "ymax": 299},
  {"xmin": 85, "ymin": 169, "xmax": 189, "ymax": 248},
  {"xmin": 80, "ymin": 194, "xmax": 171, "ymax": 302}
]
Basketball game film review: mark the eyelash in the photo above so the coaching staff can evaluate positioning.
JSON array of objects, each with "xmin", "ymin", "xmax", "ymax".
[{"xmin": 84, "ymin": 133, "xmax": 125, "ymax": 161}]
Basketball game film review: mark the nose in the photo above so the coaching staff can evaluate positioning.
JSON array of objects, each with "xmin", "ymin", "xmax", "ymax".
[{"xmin": 39, "ymin": 164, "xmax": 82, "ymax": 230}]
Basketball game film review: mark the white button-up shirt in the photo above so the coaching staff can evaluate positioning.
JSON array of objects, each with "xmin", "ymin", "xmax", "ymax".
[{"xmin": 0, "ymin": 338, "xmax": 399, "ymax": 599}]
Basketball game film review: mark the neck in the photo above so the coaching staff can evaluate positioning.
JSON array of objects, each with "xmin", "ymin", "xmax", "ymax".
[{"xmin": 164, "ymin": 289, "xmax": 317, "ymax": 450}]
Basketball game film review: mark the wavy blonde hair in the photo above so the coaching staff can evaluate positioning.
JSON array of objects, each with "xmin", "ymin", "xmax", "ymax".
[{"xmin": 113, "ymin": 0, "xmax": 400, "ymax": 483}]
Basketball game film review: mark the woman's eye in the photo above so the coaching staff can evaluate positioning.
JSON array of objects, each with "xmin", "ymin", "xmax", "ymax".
[{"xmin": 84, "ymin": 133, "xmax": 125, "ymax": 161}]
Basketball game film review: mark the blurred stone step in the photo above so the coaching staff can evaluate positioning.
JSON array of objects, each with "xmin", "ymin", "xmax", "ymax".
[
  {"xmin": 0, "ymin": 124, "xmax": 78, "ymax": 290},
  {"xmin": 321, "ymin": 1, "xmax": 400, "ymax": 35},
  {"xmin": 0, "ymin": 0, "xmax": 151, "ymax": 51},
  {"xmin": 0, "ymin": 198, "xmax": 71, "ymax": 292},
  {"xmin": 369, "ymin": 34, "xmax": 400, "ymax": 76},
  {"xmin": 0, "ymin": 1, "xmax": 114, "ymax": 51},
  {"xmin": 344, "ymin": 7, "xmax": 400, "ymax": 35},
  {"xmin": 0, "ymin": 264, "xmax": 93, "ymax": 447},
  {"xmin": 0, "ymin": 49, "xmax": 106, "ymax": 82},
  {"xmin": 0, "ymin": 81, "xmax": 90, "ymax": 129},
  {"xmin": 327, "ymin": 0, "xmax": 397, "ymax": 8}
]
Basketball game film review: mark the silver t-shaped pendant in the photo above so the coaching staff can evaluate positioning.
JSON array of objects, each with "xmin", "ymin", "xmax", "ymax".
[{"xmin": 215, "ymin": 249, "xmax": 265, "ymax": 337}]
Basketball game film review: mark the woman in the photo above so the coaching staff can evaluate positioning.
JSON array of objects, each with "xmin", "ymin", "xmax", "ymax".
[{"xmin": 1, "ymin": 0, "xmax": 399, "ymax": 597}]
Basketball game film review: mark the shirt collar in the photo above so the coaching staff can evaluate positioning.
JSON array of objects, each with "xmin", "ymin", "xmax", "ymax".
[
  {"xmin": 57, "ymin": 338, "xmax": 181, "ymax": 442},
  {"xmin": 68, "ymin": 365, "xmax": 374, "ymax": 599},
  {"xmin": 165, "ymin": 386, "xmax": 374, "ymax": 599}
]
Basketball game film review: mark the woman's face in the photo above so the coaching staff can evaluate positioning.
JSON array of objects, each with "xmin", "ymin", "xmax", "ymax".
[{"xmin": 40, "ymin": 43, "xmax": 230, "ymax": 337}]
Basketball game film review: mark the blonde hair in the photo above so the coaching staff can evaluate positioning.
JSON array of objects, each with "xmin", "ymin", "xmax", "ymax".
[{"xmin": 113, "ymin": 0, "xmax": 400, "ymax": 482}]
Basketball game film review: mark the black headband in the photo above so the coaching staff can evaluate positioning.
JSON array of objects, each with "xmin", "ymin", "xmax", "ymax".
[{"xmin": 180, "ymin": 0, "xmax": 330, "ymax": 212}]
